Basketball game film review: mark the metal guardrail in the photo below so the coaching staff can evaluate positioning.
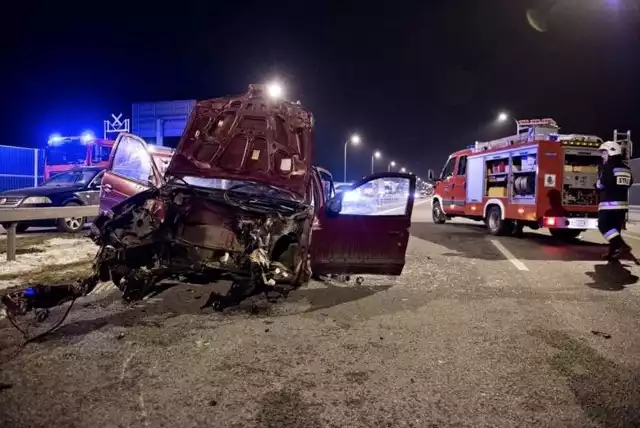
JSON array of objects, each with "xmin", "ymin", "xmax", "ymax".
[{"xmin": 0, "ymin": 205, "xmax": 99, "ymax": 262}]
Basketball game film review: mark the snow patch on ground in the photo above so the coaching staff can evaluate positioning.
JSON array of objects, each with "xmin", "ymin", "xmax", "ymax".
[{"xmin": 0, "ymin": 237, "xmax": 97, "ymax": 278}]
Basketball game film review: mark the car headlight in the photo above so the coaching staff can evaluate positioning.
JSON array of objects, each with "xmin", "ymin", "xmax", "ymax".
[
  {"xmin": 22, "ymin": 196, "xmax": 52, "ymax": 204},
  {"xmin": 343, "ymin": 191, "xmax": 360, "ymax": 202}
]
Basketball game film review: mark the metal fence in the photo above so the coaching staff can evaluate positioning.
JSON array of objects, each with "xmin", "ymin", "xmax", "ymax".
[{"xmin": 0, "ymin": 145, "xmax": 44, "ymax": 192}]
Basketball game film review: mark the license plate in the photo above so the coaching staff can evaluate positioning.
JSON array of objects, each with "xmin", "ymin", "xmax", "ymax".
[{"xmin": 569, "ymin": 219, "xmax": 587, "ymax": 228}]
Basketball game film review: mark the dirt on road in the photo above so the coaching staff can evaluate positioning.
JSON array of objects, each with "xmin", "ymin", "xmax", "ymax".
[{"xmin": 0, "ymin": 206, "xmax": 639, "ymax": 428}]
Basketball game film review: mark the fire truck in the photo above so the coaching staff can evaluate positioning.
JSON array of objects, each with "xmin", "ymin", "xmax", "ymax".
[
  {"xmin": 44, "ymin": 133, "xmax": 115, "ymax": 180},
  {"xmin": 428, "ymin": 118, "xmax": 633, "ymax": 240},
  {"xmin": 43, "ymin": 114, "xmax": 130, "ymax": 180}
]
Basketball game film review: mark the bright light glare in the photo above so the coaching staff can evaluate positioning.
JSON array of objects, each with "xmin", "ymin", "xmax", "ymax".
[
  {"xmin": 350, "ymin": 134, "xmax": 361, "ymax": 144},
  {"xmin": 48, "ymin": 133, "xmax": 63, "ymax": 145},
  {"xmin": 400, "ymin": 167, "xmax": 406, "ymax": 173},
  {"xmin": 343, "ymin": 190, "xmax": 360, "ymax": 202},
  {"xmin": 390, "ymin": 161, "xmax": 396, "ymax": 166},
  {"xmin": 497, "ymin": 112, "xmax": 508, "ymax": 122},
  {"xmin": 81, "ymin": 131, "xmax": 95, "ymax": 144},
  {"xmin": 267, "ymin": 82, "xmax": 283, "ymax": 98},
  {"xmin": 374, "ymin": 151, "xmax": 382, "ymax": 159}
]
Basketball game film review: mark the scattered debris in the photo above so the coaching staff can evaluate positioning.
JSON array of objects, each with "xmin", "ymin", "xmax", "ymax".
[{"xmin": 591, "ymin": 330, "xmax": 612, "ymax": 339}]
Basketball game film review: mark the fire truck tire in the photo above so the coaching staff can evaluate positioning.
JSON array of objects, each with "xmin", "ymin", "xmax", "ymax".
[
  {"xmin": 432, "ymin": 200, "xmax": 446, "ymax": 224},
  {"xmin": 549, "ymin": 228, "xmax": 584, "ymax": 241},
  {"xmin": 485, "ymin": 205, "xmax": 512, "ymax": 236}
]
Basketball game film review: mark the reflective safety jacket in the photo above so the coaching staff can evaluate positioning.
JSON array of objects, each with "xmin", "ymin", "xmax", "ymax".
[{"xmin": 597, "ymin": 157, "xmax": 633, "ymax": 210}]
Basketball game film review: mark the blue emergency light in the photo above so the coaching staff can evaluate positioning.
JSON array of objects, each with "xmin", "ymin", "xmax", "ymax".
[
  {"xmin": 80, "ymin": 131, "xmax": 95, "ymax": 144},
  {"xmin": 47, "ymin": 133, "xmax": 63, "ymax": 145}
]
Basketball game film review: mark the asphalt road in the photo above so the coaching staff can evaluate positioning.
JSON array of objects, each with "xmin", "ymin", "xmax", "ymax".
[{"xmin": 1, "ymin": 200, "xmax": 640, "ymax": 428}]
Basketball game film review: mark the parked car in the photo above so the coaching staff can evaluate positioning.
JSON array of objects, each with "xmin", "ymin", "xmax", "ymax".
[
  {"xmin": 0, "ymin": 166, "xmax": 105, "ymax": 233},
  {"xmin": 90, "ymin": 84, "xmax": 417, "ymax": 309}
]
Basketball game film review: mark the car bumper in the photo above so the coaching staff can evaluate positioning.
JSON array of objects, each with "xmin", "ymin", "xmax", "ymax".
[{"xmin": 542, "ymin": 216, "xmax": 598, "ymax": 229}]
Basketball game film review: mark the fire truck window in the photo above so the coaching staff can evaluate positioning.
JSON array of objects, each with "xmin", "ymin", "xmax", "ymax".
[
  {"xmin": 340, "ymin": 177, "xmax": 411, "ymax": 216},
  {"xmin": 440, "ymin": 157, "xmax": 455, "ymax": 179},
  {"xmin": 111, "ymin": 137, "xmax": 152, "ymax": 184},
  {"xmin": 456, "ymin": 156, "xmax": 467, "ymax": 176}
]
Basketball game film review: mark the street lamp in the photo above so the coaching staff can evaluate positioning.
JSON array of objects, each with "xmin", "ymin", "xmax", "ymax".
[
  {"xmin": 497, "ymin": 112, "xmax": 521, "ymax": 134},
  {"xmin": 388, "ymin": 161, "xmax": 396, "ymax": 172},
  {"xmin": 400, "ymin": 167, "xmax": 406, "ymax": 173},
  {"xmin": 371, "ymin": 151, "xmax": 382, "ymax": 174},
  {"xmin": 267, "ymin": 82, "xmax": 284, "ymax": 99},
  {"xmin": 343, "ymin": 133, "xmax": 361, "ymax": 182}
]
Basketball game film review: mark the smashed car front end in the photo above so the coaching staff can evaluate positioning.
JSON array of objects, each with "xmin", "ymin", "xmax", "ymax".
[
  {"xmin": 88, "ymin": 180, "xmax": 314, "ymax": 308},
  {"xmin": 2, "ymin": 84, "xmax": 316, "ymax": 318}
]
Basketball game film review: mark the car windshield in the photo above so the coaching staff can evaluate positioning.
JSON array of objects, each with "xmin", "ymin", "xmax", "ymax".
[
  {"xmin": 46, "ymin": 142, "xmax": 88, "ymax": 165},
  {"xmin": 180, "ymin": 176, "xmax": 300, "ymax": 201},
  {"xmin": 42, "ymin": 169, "xmax": 99, "ymax": 187},
  {"xmin": 152, "ymin": 154, "xmax": 172, "ymax": 177}
]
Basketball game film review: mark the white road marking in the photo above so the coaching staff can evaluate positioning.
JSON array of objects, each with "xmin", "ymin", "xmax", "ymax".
[
  {"xmin": 490, "ymin": 239, "xmax": 529, "ymax": 271},
  {"xmin": 623, "ymin": 233, "xmax": 640, "ymax": 243}
]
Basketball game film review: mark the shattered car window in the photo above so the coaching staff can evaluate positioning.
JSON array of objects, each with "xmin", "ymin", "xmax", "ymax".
[
  {"xmin": 152, "ymin": 154, "xmax": 172, "ymax": 177},
  {"xmin": 112, "ymin": 136, "xmax": 152, "ymax": 183},
  {"xmin": 341, "ymin": 177, "xmax": 411, "ymax": 216}
]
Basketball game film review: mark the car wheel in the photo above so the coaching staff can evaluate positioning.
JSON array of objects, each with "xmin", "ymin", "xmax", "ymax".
[
  {"xmin": 485, "ymin": 206, "xmax": 511, "ymax": 236},
  {"xmin": 549, "ymin": 228, "xmax": 583, "ymax": 242},
  {"xmin": 432, "ymin": 200, "xmax": 446, "ymax": 224},
  {"xmin": 56, "ymin": 202, "xmax": 85, "ymax": 233}
]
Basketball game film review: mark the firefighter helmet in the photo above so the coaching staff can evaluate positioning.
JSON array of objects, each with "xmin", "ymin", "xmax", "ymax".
[{"xmin": 598, "ymin": 141, "xmax": 623, "ymax": 156}]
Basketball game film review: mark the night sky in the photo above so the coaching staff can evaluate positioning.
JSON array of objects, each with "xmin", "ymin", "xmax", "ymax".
[{"xmin": 1, "ymin": 0, "xmax": 638, "ymax": 180}]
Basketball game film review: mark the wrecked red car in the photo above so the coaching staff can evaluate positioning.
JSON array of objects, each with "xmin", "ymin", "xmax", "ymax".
[{"xmin": 2, "ymin": 84, "xmax": 416, "ymax": 317}]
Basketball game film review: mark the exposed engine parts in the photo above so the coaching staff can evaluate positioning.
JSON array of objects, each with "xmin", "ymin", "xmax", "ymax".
[
  {"xmin": 1, "ymin": 84, "xmax": 317, "ymax": 327},
  {"xmin": 2, "ymin": 184, "xmax": 312, "ymax": 322}
]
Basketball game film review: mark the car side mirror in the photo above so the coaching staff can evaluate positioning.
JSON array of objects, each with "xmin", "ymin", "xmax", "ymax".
[
  {"xmin": 327, "ymin": 195, "xmax": 343, "ymax": 217},
  {"xmin": 427, "ymin": 169, "xmax": 436, "ymax": 182}
]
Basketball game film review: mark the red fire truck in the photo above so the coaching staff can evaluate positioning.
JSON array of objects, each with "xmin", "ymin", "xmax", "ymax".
[
  {"xmin": 45, "ymin": 133, "xmax": 115, "ymax": 179},
  {"xmin": 428, "ymin": 118, "xmax": 633, "ymax": 240}
]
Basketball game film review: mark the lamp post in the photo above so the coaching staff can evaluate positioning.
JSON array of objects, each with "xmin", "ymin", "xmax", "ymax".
[
  {"xmin": 388, "ymin": 161, "xmax": 396, "ymax": 172},
  {"xmin": 343, "ymin": 134, "xmax": 361, "ymax": 182},
  {"xmin": 497, "ymin": 112, "xmax": 520, "ymax": 134},
  {"xmin": 400, "ymin": 167, "xmax": 406, "ymax": 173},
  {"xmin": 371, "ymin": 151, "xmax": 382, "ymax": 174}
]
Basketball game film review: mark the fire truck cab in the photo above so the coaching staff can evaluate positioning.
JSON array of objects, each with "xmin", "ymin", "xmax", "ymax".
[
  {"xmin": 45, "ymin": 133, "xmax": 115, "ymax": 179},
  {"xmin": 428, "ymin": 118, "xmax": 632, "ymax": 240}
]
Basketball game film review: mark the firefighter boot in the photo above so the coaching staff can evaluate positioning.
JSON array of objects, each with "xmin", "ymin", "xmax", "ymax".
[{"xmin": 608, "ymin": 235, "xmax": 631, "ymax": 260}]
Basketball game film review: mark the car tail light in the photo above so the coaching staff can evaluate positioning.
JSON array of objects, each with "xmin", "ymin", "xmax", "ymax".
[{"xmin": 543, "ymin": 217, "xmax": 556, "ymax": 227}]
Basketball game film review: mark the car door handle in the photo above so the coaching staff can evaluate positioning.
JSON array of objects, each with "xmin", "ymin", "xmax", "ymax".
[
  {"xmin": 102, "ymin": 184, "xmax": 112, "ymax": 193},
  {"xmin": 389, "ymin": 231, "xmax": 404, "ymax": 236}
]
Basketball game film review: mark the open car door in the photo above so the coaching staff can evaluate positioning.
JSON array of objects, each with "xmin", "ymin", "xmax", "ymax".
[
  {"xmin": 99, "ymin": 133, "xmax": 165, "ymax": 214},
  {"xmin": 311, "ymin": 172, "xmax": 416, "ymax": 276}
]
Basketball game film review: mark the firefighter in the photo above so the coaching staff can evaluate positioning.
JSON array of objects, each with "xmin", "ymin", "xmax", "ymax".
[{"xmin": 596, "ymin": 140, "xmax": 633, "ymax": 260}]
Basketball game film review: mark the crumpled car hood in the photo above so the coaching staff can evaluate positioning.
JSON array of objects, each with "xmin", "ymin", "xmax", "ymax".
[{"xmin": 165, "ymin": 84, "xmax": 314, "ymax": 199}]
